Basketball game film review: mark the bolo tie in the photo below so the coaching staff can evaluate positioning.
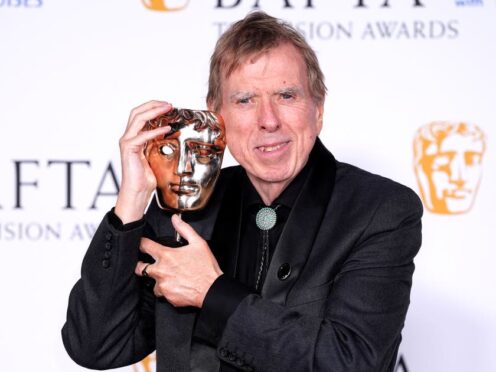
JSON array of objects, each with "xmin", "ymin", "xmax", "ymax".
[{"xmin": 254, "ymin": 205, "xmax": 280, "ymax": 291}]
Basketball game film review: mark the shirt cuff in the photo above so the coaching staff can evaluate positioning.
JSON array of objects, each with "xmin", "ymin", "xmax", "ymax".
[
  {"xmin": 108, "ymin": 208, "xmax": 145, "ymax": 232},
  {"xmin": 194, "ymin": 275, "xmax": 254, "ymax": 346}
]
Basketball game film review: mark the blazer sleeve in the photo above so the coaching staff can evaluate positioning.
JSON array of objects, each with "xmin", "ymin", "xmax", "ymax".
[
  {"xmin": 61, "ymin": 211, "xmax": 156, "ymax": 370},
  {"xmin": 216, "ymin": 186, "xmax": 423, "ymax": 372}
]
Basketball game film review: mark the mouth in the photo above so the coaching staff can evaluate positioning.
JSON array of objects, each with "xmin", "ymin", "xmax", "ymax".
[
  {"xmin": 170, "ymin": 183, "xmax": 199, "ymax": 196},
  {"xmin": 256, "ymin": 141, "xmax": 290, "ymax": 154},
  {"xmin": 444, "ymin": 189, "xmax": 472, "ymax": 199}
]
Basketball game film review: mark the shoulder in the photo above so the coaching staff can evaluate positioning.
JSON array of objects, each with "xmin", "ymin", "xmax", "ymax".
[
  {"xmin": 332, "ymin": 161, "xmax": 423, "ymax": 224},
  {"xmin": 327, "ymin": 161, "xmax": 423, "ymax": 261},
  {"xmin": 338, "ymin": 161, "xmax": 421, "ymax": 202},
  {"xmin": 312, "ymin": 140, "xmax": 420, "ymax": 210}
]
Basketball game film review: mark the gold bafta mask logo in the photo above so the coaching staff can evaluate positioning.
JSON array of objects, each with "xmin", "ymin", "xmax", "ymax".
[
  {"xmin": 141, "ymin": 0, "xmax": 189, "ymax": 11},
  {"xmin": 413, "ymin": 121, "xmax": 486, "ymax": 214},
  {"xmin": 133, "ymin": 353, "xmax": 156, "ymax": 372}
]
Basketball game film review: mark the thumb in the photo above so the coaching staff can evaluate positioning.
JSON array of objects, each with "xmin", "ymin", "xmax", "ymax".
[{"xmin": 171, "ymin": 214, "xmax": 201, "ymax": 244}]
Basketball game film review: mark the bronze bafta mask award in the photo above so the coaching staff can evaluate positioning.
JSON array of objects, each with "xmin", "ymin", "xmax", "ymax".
[{"xmin": 144, "ymin": 108, "xmax": 226, "ymax": 217}]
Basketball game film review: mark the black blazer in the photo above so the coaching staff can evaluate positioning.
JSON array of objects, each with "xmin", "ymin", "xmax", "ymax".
[{"xmin": 62, "ymin": 140, "xmax": 423, "ymax": 372}]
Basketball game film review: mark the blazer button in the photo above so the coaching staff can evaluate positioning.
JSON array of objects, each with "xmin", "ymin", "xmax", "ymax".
[
  {"xmin": 105, "ymin": 232, "xmax": 112, "ymax": 241},
  {"xmin": 102, "ymin": 259, "xmax": 110, "ymax": 269},
  {"xmin": 277, "ymin": 263, "xmax": 291, "ymax": 280},
  {"xmin": 219, "ymin": 348, "xmax": 228, "ymax": 357},
  {"xmin": 105, "ymin": 242, "xmax": 112, "ymax": 250}
]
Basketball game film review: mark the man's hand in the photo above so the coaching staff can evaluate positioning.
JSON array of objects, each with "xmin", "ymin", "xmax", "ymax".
[
  {"xmin": 135, "ymin": 214, "xmax": 223, "ymax": 308},
  {"xmin": 115, "ymin": 100, "xmax": 172, "ymax": 224}
]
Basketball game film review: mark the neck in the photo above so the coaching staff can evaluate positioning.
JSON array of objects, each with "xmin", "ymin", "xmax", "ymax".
[{"xmin": 247, "ymin": 175, "xmax": 291, "ymax": 206}]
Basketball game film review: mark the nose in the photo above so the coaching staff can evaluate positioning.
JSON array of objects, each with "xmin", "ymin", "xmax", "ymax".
[
  {"xmin": 258, "ymin": 99, "xmax": 280, "ymax": 132},
  {"xmin": 175, "ymin": 146, "xmax": 193, "ymax": 176},
  {"xmin": 449, "ymin": 154, "xmax": 466, "ymax": 188}
]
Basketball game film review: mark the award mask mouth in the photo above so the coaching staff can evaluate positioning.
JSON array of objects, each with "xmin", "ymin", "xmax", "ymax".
[{"xmin": 170, "ymin": 182, "xmax": 200, "ymax": 196}]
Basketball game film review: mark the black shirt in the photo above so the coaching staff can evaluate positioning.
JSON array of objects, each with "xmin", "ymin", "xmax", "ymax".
[
  {"xmin": 237, "ymin": 163, "xmax": 309, "ymax": 292},
  {"xmin": 190, "ymin": 158, "xmax": 312, "ymax": 371}
]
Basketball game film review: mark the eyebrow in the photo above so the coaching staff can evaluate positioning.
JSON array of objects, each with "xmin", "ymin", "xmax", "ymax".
[
  {"xmin": 229, "ymin": 86, "xmax": 304, "ymax": 101},
  {"xmin": 229, "ymin": 91, "xmax": 256, "ymax": 102},
  {"xmin": 275, "ymin": 86, "xmax": 304, "ymax": 96}
]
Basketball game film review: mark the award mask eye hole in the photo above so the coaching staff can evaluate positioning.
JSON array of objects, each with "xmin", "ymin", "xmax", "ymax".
[
  {"xmin": 192, "ymin": 145, "xmax": 217, "ymax": 164},
  {"xmin": 159, "ymin": 144, "xmax": 175, "ymax": 156}
]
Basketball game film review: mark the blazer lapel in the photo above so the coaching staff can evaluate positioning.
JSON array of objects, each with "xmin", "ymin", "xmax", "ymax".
[
  {"xmin": 261, "ymin": 139, "xmax": 336, "ymax": 304},
  {"xmin": 209, "ymin": 167, "xmax": 244, "ymax": 278}
]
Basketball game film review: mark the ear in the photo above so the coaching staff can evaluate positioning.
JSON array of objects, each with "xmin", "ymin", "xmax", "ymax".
[
  {"xmin": 207, "ymin": 98, "xmax": 221, "ymax": 114},
  {"xmin": 315, "ymin": 102, "xmax": 324, "ymax": 134},
  {"xmin": 207, "ymin": 100, "xmax": 214, "ymax": 112}
]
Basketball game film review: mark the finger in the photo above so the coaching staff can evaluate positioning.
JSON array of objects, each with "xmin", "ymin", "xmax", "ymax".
[
  {"xmin": 139, "ymin": 237, "xmax": 167, "ymax": 258},
  {"xmin": 127, "ymin": 100, "xmax": 171, "ymax": 129},
  {"xmin": 126, "ymin": 105, "xmax": 172, "ymax": 138},
  {"xmin": 121, "ymin": 125, "xmax": 171, "ymax": 151},
  {"xmin": 125, "ymin": 102, "xmax": 173, "ymax": 137},
  {"xmin": 171, "ymin": 214, "xmax": 201, "ymax": 244},
  {"xmin": 135, "ymin": 261, "xmax": 153, "ymax": 277}
]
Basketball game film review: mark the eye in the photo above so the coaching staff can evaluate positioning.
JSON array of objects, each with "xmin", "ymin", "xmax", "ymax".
[
  {"xmin": 465, "ymin": 151, "xmax": 481, "ymax": 166},
  {"xmin": 431, "ymin": 153, "xmax": 453, "ymax": 172},
  {"xmin": 433, "ymin": 155, "xmax": 450, "ymax": 167},
  {"xmin": 280, "ymin": 92, "xmax": 295, "ymax": 100},
  {"xmin": 235, "ymin": 93, "xmax": 254, "ymax": 105},
  {"xmin": 192, "ymin": 144, "xmax": 217, "ymax": 164},
  {"xmin": 159, "ymin": 144, "xmax": 175, "ymax": 156}
]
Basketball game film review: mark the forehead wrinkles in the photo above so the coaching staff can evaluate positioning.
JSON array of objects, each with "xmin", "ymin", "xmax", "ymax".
[{"xmin": 225, "ymin": 51, "xmax": 308, "ymax": 95}]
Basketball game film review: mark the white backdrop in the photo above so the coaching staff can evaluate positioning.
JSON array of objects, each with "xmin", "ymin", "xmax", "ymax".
[{"xmin": 0, "ymin": 1, "xmax": 494, "ymax": 371}]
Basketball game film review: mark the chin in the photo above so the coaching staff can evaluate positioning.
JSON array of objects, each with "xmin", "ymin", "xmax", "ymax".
[{"xmin": 257, "ymin": 169, "xmax": 294, "ymax": 184}]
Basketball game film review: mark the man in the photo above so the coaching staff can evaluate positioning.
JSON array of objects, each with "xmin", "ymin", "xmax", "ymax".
[{"xmin": 62, "ymin": 11, "xmax": 422, "ymax": 372}]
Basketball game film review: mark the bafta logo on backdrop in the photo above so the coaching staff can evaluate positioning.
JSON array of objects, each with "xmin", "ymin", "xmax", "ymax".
[
  {"xmin": 413, "ymin": 121, "xmax": 486, "ymax": 214},
  {"xmin": 142, "ymin": 0, "xmax": 189, "ymax": 11}
]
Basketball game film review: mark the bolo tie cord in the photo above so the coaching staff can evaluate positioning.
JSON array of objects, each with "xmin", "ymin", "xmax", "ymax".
[{"xmin": 254, "ymin": 205, "xmax": 280, "ymax": 291}]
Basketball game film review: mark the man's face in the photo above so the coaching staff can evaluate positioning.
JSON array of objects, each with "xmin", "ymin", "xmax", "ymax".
[
  {"xmin": 216, "ymin": 43, "xmax": 323, "ymax": 195},
  {"xmin": 418, "ymin": 133, "xmax": 484, "ymax": 214},
  {"xmin": 145, "ymin": 122, "xmax": 225, "ymax": 211}
]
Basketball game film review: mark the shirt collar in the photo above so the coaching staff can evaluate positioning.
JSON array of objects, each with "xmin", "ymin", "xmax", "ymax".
[{"xmin": 242, "ymin": 145, "xmax": 314, "ymax": 210}]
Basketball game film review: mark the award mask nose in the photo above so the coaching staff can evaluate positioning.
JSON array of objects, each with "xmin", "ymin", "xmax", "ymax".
[{"xmin": 176, "ymin": 146, "xmax": 193, "ymax": 176}]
